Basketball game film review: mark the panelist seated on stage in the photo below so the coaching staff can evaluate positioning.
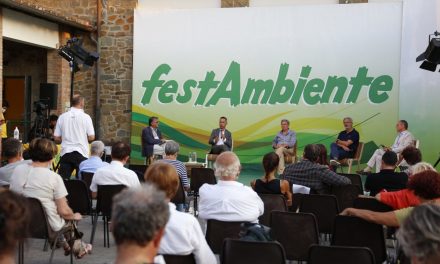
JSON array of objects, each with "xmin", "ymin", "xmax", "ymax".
[
  {"xmin": 362, "ymin": 120, "xmax": 415, "ymax": 173},
  {"xmin": 141, "ymin": 116, "xmax": 166, "ymax": 160},
  {"xmin": 208, "ymin": 116, "xmax": 232, "ymax": 155},
  {"xmin": 329, "ymin": 117, "xmax": 359, "ymax": 162},
  {"xmin": 272, "ymin": 119, "xmax": 296, "ymax": 174}
]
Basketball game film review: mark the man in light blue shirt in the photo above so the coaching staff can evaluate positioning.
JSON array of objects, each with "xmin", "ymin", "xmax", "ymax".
[
  {"xmin": 272, "ymin": 119, "xmax": 297, "ymax": 174},
  {"xmin": 78, "ymin": 140, "xmax": 109, "ymax": 179}
]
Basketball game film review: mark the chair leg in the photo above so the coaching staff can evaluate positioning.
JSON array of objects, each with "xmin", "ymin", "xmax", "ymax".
[
  {"xmin": 193, "ymin": 195, "xmax": 198, "ymax": 217},
  {"xmin": 90, "ymin": 212, "xmax": 98, "ymax": 244},
  {"xmin": 43, "ymin": 239, "xmax": 49, "ymax": 251},
  {"xmin": 49, "ymin": 242, "xmax": 56, "ymax": 264},
  {"xmin": 103, "ymin": 216, "xmax": 107, "ymax": 247},
  {"xmin": 18, "ymin": 242, "xmax": 24, "ymax": 264},
  {"xmin": 106, "ymin": 217, "xmax": 110, "ymax": 248},
  {"xmin": 348, "ymin": 160, "xmax": 353, "ymax": 174}
]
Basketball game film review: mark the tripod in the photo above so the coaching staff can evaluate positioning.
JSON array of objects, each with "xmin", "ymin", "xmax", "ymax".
[{"xmin": 434, "ymin": 153, "xmax": 440, "ymax": 169}]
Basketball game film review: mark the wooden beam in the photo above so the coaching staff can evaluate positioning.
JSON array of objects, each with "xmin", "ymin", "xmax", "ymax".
[{"xmin": 221, "ymin": 0, "xmax": 249, "ymax": 8}]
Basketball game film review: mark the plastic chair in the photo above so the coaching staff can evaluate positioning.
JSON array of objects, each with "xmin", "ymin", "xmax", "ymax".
[
  {"xmin": 90, "ymin": 184, "xmax": 126, "ymax": 247},
  {"xmin": 190, "ymin": 167, "xmax": 216, "ymax": 216},
  {"xmin": 270, "ymin": 211, "xmax": 319, "ymax": 261},
  {"xmin": 299, "ymin": 194, "xmax": 339, "ymax": 234},
  {"xmin": 163, "ymin": 254, "xmax": 196, "ymax": 264},
  {"xmin": 128, "ymin": 164, "xmax": 148, "ymax": 182},
  {"xmin": 171, "ymin": 178, "xmax": 186, "ymax": 205},
  {"xmin": 338, "ymin": 173, "xmax": 364, "ymax": 192},
  {"xmin": 308, "ymin": 245, "xmax": 375, "ymax": 264},
  {"xmin": 18, "ymin": 198, "xmax": 67, "ymax": 264},
  {"xmin": 331, "ymin": 184, "xmax": 362, "ymax": 211},
  {"xmin": 339, "ymin": 142, "xmax": 365, "ymax": 173},
  {"xmin": 353, "ymin": 197, "xmax": 393, "ymax": 212},
  {"xmin": 221, "ymin": 238, "xmax": 286, "ymax": 264},
  {"xmin": 65, "ymin": 180, "xmax": 93, "ymax": 216},
  {"xmin": 205, "ymin": 219, "xmax": 243, "ymax": 254},
  {"xmin": 332, "ymin": 215, "xmax": 387, "ymax": 263},
  {"xmin": 81, "ymin": 172, "xmax": 94, "ymax": 196},
  {"xmin": 257, "ymin": 194, "xmax": 287, "ymax": 226}
]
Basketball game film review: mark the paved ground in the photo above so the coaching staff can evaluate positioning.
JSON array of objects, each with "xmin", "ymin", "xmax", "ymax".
[{"xmin": 16, "ymin": 216, "xmax": 117, "ymax": 264}]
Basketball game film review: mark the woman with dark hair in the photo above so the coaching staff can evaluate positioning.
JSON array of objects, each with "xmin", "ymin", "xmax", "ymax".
[
  {"xmin": 316, "ymin": 144, "xmax": 330, "ymax": 167},
  {"xmin": 251, "ymin": 152, "xmax": 292, "ymax": 206},
  {"xmin": 10, "ymin": 138, "xmax": 91, "ymax": 258},
  {"xmin": 0, "ymin": 189, "xmax": 29, "ymax": 264}
]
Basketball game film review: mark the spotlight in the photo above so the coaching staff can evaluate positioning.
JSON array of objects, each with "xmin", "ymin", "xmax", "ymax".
[
  {"xmin": 58, "ymin": 38, "xmax": 99, "ymax": 72},
  {"xmin": 416, "ymin": 31, "xmax": 440, "ymax": 72}
]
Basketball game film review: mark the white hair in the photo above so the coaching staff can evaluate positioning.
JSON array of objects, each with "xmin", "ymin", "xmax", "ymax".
[
  {"xmin": 90, "ymin": 141, "xmax": 105, "ymax": 156},
  {"xmin": 411, "ymin": 162, "xmax": 436, "ymax": 175},
  {"xmin": 214, "ymin": 152, "xmax": 241, "ymax": 180}
]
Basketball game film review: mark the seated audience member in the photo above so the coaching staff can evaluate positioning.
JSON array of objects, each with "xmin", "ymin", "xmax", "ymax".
[
  {"xmin": 330, "ymin": 117, "xmax": 360, "ymax": 162},
  {"xmin": 0, "ymin": 190, "xmax": 29, "ymax": 264},
  {"xmin": 251, "ymin": 152, "xmax": 292, "ymax": 206},
  {"xmin": 159, "ymin": 140, "xmax": 189, "ymax": 190},
  {"xmin": 78, "ymin": 140, "xmax": 109, "ymax": 178},
  {"xmin": 47, "ymin": 114, "xmax": 59, "ymax": 141},
  {"xmin": 145, "ymin": 163, "xmax": 216, "ymax": 264},
  {"xmin": 341, "ymin": 170, "xmax": 440, "ymax": 227},
  {"xmin": 397, "ymin": 204, "xmax": 440, "ymax": 264},
  {"xmin": 272, "ymin": 119, "xmax": 296, "ymax": 174},
  {"xmin": 112, "ymin": 184, "xmax": 169, "ymax": 264},
  {"xmin": 281, "ymin": 144, "xmax": 350, "ymax": 194},
  {"xmin": 141, "ymin": 116, "xmax": 166, "ymax": 162},
  {"xmin": 0, "ymin": 138, "xmax": 31, "ymax": 184},
  {"xmin": 400, "ymin": 146, "xmax": 422, "ymax": 175},
  {"xmin": 316, "ymin": 144, "xmax": 330, "ymax": 168},
  {"xmin": 364, "ymin": 151, "xmax": 408, "ymax": 196},
  {"xmin": 90, "ymin": 141, "xmax": 140, "ymax": 198},
  {"xmin": 208, "ymin": 116, "xmax": 232, "ymax": 155},
  {"xmin": 10, "ymin": 138, "xmax": 92, "ymax": 256},
  {"xmin": 376, "ymin": 162, "xmax": 436, "ymax": 209},
  {"xmin": 199, "ymin": 151, "xmax": 264, "ymax": 223},
  {"xmin": 362, "ymin": 120, "xmax": 414, "ymax": 173}
]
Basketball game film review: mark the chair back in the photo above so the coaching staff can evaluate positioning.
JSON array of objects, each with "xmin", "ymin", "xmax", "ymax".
[
  {"xmin": 257, "ymin": 194, "xmax": 287, "ymax": 226},
  {"xmin": 308, "ymin": 245, "xmax": 375, "ymax": 264},
  {"xmin": 206, "ymin": 219, "xmax": 243, "ymax": 254},
  {"xmin": 338, "ymin": 173, "xmax": 363, "ymax": 192},
  {"xmin": 96, "ymin": 185, "xmax": 126, "ymax": 217},
  {"xmin": 331, "ymin": 184, "xmax": 362, "ymax": 211},
  {"xmin": 271, "ymin": 211, "xmax": 319, "ymax": 261},
  {"xmin": 353, "ymin": 142, "xmax": 365, "ymax": 161},
  {"xmin": 353, "ymin": 197, "xmax": 393, "ymax": 212},
  {"xmin": 299, "ymin": 194, "xmax": 339, "ymax": 234},
  {"xmin": 221, "ymin": 238, "xmax": 286, "ymax": 264},
  {"xmin": 332, "ymin": 215, "xmax": 387, "ymax": 263},
  {"xmin": 171, "ymin": 178, "xmax": 186, "ymax": 205},
  {"xmin": 26, "ymin": 198, "xmax": 51, "ymax": 240},
  {"xmin": 289, "ymin": 193, "xmax": 303, "ymax": 212},
  {"xmin": 65, "ymin": 180, "xmax": 92, "ymax": 215},
  {"xmin": 128, "ymin": 164, "xmax": 148, "ymax": 182},
  {"xmin": 163, "ymin": 254, "xmax": 196, "ymax": 264},
  {"xmin": 81, "ymin": 172, "xmax": 94, "ymax": 192},
  {"xmin": 190, "ymin": 168, "xmax": 216, "ymax": 193}
]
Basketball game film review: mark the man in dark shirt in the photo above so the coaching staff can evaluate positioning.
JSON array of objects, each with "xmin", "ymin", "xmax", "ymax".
[
  {"xmin": 365, "ymin": 151, "xmax": 408, "ymax": 196},
  {"xmin": 330, "ymin": 117, "xmax": 360, "ymax": 161},
  {"xmin": 282, "ymin": 144, "xmax": 351, "ymax": 194}
]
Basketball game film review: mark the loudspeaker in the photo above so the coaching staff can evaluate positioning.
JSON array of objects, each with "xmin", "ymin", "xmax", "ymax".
[{"xmin": 40, "ymin": 83, "xmax": 58, "ymax": 110}]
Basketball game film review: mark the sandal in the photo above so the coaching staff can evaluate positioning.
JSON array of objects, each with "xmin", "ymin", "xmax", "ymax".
[
  {"xmin": 72, "ymin": 240, "xmax": 92, "ymax": 259},
  {"xmin": 63, "ymin": 242, "xmax": 71, "ymax": 256}
]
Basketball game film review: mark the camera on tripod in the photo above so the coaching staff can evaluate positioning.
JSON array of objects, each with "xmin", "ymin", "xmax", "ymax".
[{"xmin": 34, "ymin": 100, "xmax": 49, "ymax": 116}]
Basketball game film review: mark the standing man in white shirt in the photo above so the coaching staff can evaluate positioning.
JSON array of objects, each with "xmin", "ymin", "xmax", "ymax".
[
  {"xmin": 54, "ymin": 95, "xmax": 95, "ymax": 179},
  {"xmin": 90, "ymin": 141, "xmax": 140, "ymax": 198},
  {"xmin": 199, "ymin": 151, "xmax": 264, "ymax": 223},
  {"xmin": 208, "ymin": 116, "xmax": 232, "ymax": 155},
  {"xmin": 362, "ymin": 120, "xmax": 415, "ymax": 173}
]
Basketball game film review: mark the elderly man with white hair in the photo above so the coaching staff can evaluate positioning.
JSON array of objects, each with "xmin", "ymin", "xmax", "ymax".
[
  {"xmin": 198, "ymin": 151, "xmax": 264, "ymax": 223},
  {"xmin": 78, "ymin": 140, "xmax": 109, "ymax": 178}
]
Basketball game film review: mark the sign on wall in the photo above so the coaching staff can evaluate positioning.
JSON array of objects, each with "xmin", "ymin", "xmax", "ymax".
[{"xmin": 131, "ymin": 3, "xmax": 402, "ymax": 167}]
